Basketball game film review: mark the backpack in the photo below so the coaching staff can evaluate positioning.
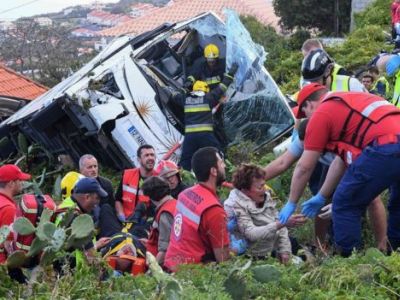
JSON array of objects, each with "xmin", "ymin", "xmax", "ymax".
[{"xmin": 16, "ymin": 194, "xmax": 57, "ymax": 252}]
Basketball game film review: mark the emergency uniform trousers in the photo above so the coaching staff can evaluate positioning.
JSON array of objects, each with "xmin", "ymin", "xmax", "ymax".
[
  {"xmin": 332, "ymin": 141, "xmax": 400, "ymax": 255},
  {"xmin": 180, "ymin": 132, "xmax": 221, "ymax": 170}
]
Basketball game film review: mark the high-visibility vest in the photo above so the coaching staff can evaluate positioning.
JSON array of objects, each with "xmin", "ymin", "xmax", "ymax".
[
  {"xmin": 372, "ymin": 76, "xmax": 390, "ymax": 98},
  {"xmin": 121, "ymin": 168, "xmax": 151, "ymax": 217},
  {"xmin": 184, "ymin": 95, "xmax": 214, "ymax": 133},
  {"xmin": 322, "ymin": 92, "xmax": 400, "ymax": 165},
  {"xmin": 331, "ymin": 74, "xmax": 350, "ymax": 92},
  {"xmin": 164, "ymin": 184, "xmax": 222, "ymax": 271},
  {"xmin": 146, "ymin": 198, "xmax": 176, "ymax": 256},
  {"xmin": 54, "ymin": 198, "xmax": 86, "ymax": 267},
  {"xmin": 392, "ymin": 71, "xmax": 400, "ymax": 107}
]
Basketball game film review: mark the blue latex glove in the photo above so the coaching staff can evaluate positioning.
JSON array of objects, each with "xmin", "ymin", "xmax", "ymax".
[
  {"xmin": 227, "ymin": 216, "xmax": 237, "ymax": 233},
  {"xmin": 118, "ymin": 213, "xmax": 126, "ymax": 223},
  {"xmin": 279, "ymin": 201, "xmax": 297, "ymax": 224},
  {"xmin": 291, "ymin": 128, "xmax": 299, "ymax": 141},
  {"xmin": 301, "ymin": 193, "xmax": 326, "ymax": 218},
  {"xmin": 230, "ymin": 234, "xmax": 248, "ymax": 255},
  {"xmin": 386, "ymin": 55, "xmax": 400, "ymax": 76}
]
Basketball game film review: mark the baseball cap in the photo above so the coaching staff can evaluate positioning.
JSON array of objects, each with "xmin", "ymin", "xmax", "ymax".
[
  {"xmin": 73, "ymin": 177, "xmax": 107, "ymax": 197},
  {"xmin": 296, "ymin": 83, "xmax": 327, "ymax": 119},
  {"xmin": 0, "ymin": 164, "xmax": 31, "ymax": 182}
]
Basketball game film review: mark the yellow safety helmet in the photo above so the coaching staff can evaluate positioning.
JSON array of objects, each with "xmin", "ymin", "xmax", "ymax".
[
  {"xmin": 61, "ymin": 171, "xmax": 84, "ymax": 200},
  {"xmin": 204, "ymin": 44, "xmax": 219, "ymax": 59},
  {"xmin": 193, "ymin": 81, "xmax": 210, "ymax": 93}
]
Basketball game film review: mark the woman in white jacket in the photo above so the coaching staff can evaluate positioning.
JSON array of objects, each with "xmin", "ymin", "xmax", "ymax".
[{"xmin": 226, "ymin": 164, "xmax": 306, "ymax": 263}]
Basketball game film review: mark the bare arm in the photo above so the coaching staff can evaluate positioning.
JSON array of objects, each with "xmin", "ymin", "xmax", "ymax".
[
  {"xmin": 264, "ymin": 150, "xmax": 299, "ymax": 180},
  {"xmin": 288, "ymin": 150, "xmax": 320, "ymax": 203},
  {"xmin": 319, "ymin": 156, "xmax": 346, "ymax": 198}
]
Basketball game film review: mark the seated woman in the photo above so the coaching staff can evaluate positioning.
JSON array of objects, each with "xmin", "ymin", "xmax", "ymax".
[{"xmin": 228, "ymin": 164, "xmax": 306, "ymax": 263}]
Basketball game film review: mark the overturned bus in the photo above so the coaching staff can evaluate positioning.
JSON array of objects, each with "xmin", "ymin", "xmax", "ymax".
[{"xmin": 0, "ymin": 11, "xmax": 294, "ymax": 170}]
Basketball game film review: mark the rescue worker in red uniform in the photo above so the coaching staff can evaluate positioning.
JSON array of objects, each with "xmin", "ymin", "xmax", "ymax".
[
  {"xmin": 278, "ymin": 83, "xmax": 400, "ymax": 256},
  {"xmin": 114, "ymin": 144, "xmax": 157, "ymax": 222},
  {"xmin": 142, "ymin": 176, "xmax": 176, "ymax": 266},
  {"xmin": 164, "ymin": 147, "xmax": 230, "ymax": 272},
  {"xmin": 0, "ymin": 165, "xmax": 31, "ymax": 283},
  {"xmin": 0, "ymin": 165, "xmax": 31, "ymax": 264}
]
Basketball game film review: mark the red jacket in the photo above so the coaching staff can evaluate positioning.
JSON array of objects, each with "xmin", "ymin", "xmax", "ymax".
[
  {"xmin": 322, "ymin": 92, "xmax": 400, "ymax": 165},
  {"xmin": 164, "ymin": 184, "xmax": 222, "ymax": 271},
  {"xmin": 392, "ymin": 2, "xmax": 400, "ymax": 24},
  {"xmin": 146, "ymin": 198, "xmax": 176, "ymax": 256},
  {"xmin": 0, "ymin": 193, "xmax": 16, "ymax": 264},
  {"xmin": 121, "ymin": 168, "xmax": 151, "ymax": 217}
]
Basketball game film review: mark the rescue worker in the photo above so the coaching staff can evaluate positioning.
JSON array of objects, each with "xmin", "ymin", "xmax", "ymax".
[
  {"xmin": 302, "ymin": 49, "xmax": 365, "ymax": 92},
  {"xmin": 368, "ymin": 66, "xmax": 390, "ymax": 99},
  {"xmin": 185, "ymin": 44, "xmax": 226, "ymax": 91},
  {"xmin": 170, "ymin": 63, "xmax": 238, "ymax": 170},
  {"xmin": 0, "ymin": 164, "xmax": 31, "ymax": 282},
  {"xmin": 278, "ymin": 83, "xmax": 400, "ymax": 256},
  {"xmin": 60, "ymin": 171, "xmax": 83, "ymax": 201},
  {"xmin": 141, "ymin": 176, "xmax": 176, "ymax": 265},
  {"xmin": 79, "ymin": 154, "xmax": 115, "ymax": 208},
  {"xmin": 375, "ymin": 53, "xmax": 400, "ymax": 106},
  {"xmin": 361, "ymin": 73, "xmax": 375, "ymax": 92},
  {"xmin": 164, "ymin": 147, "xmax": 230, "ymax": 272},
  {"xmin": 300, "ymin": 39, "xmax": 350, "ymax": 88},
  {"xmin": 156, "ymin": 160, "xmax": 188, "ymax": 198},
  {"xmin": 299, "ymin": 49, "xmax": 387, "ymax": 249},
  {"xmin": 114, "ymin": 144, "xmax": 156, "ymax": 222},
  {"xmin": 54, "ymin": 177, "xmax": 110, "ymax": 267}
]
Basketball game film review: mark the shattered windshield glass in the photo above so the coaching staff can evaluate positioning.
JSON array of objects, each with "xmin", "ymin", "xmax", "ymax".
[{"xmin": 189, "ymin": 10, "xmax": 294, "ymax": 149}]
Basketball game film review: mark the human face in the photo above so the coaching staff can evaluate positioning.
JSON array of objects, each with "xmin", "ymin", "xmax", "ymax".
[
  {"xmin": 243, "ymin": 177, "xmax": 266, "ymax": 204},
  {"xmin": 138, "ymin": 148, "xmax": 156, "ymax": 172},
  {"xmin": 166, "ymin": 174, "xmax": 179, "ymax": 190},
  {"xmin": 84, "ymin": 193, "xmax": 100, "ymax": 212},
  {"xmin": 80, "ymin": 157, "xmax": 98, "ymax": 178},
  {"xmin": 215, "ymin": 152, "xmax": 226, "ymax": 187},
  {"xmin": 301, "ymin": 100, "xmax": 318, "ymax": 118},
  {"xmin": 362, "ymin": 77, "xmax": 373, "ymax": 91},
  {"xmin": 10, "ymin": 180, "xmax": 23, "ymax": 195}
]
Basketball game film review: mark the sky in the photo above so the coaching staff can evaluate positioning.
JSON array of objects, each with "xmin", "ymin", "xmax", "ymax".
[{"xmin": 0, "ymin": 0, "xmax": 119, "ymax": 20}]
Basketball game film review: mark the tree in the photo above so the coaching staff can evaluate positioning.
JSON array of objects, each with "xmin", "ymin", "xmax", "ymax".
[
  {"xmin": 273, "ymin": 0, "xmax": 352, "ymax": 36},
  {"xmin": 0, "ymin": 19, "xmax": 92, "ymax": 87}
]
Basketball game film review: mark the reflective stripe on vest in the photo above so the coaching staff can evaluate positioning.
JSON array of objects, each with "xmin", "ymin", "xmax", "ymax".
[
  {"xmin": 122, "ymin": 184, "xmax": 142, "ymax": 196},
  {"xmin": 331, "ymin": 74, "xmax": 350, "ymax": 92},
  {"xmin": 20, "ymin": 199, "xmax": 37, "ymax": 214},
  {"xmin": 185, "ymin": 124, "xmax": 213, "ymax": 133},
  {"xmin": 323, "ymin": 92, "xmax": 400, "ymax": 164},
  {"xmin": 121, "ymin": 168, "xmax": 150, "ymax": 217},
  {"xmin": 15, "ymin": 241, "xmax": 30, "ymax": 251},
  {"xmin": 184, "ymin": 104, "xmax": 211, "ymax": 113},
  {"xmin": 176, "ymin": 201, "xmax": 200, "ymax": 224},
  {"xmin": 392, "ymin": 71, "xmax": 400, "ymax": 107},
  {"xmin": 205, "ymin": 76, "xmax": 221, "ymax": 86},
  {"xmin": 164, "ymin": 184, "xmax": 222, "ymax": 270}
]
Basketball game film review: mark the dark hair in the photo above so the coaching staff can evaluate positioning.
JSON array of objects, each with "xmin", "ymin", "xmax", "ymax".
[
  {"xmin": 191, "ymin": 147, "xmax": 220, "ymax": 182},
  {"xmin": 137, "ymin": 144, "xmax": 154, "ymax": 158},
  {"xmin": 142, "ymin": 176, "xmax": 170, "ymax": 202},
  {"xmin": 232, "ymin": 164, "xmax": 266, "ymax": 190},
  {"xmin": 298, "ymin": 119, "xmax": 309, "ymax": 141},
  {"xmin": 0, "ymin": 182, "xmax": 7, "ymax": 188},
  {"xmin": 362, "ymin": 74, "xmax": 374, "ymax": 81},
  {"xmin": 368, "ymin": 66, "xmax": 379, "ymax": 75}
]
